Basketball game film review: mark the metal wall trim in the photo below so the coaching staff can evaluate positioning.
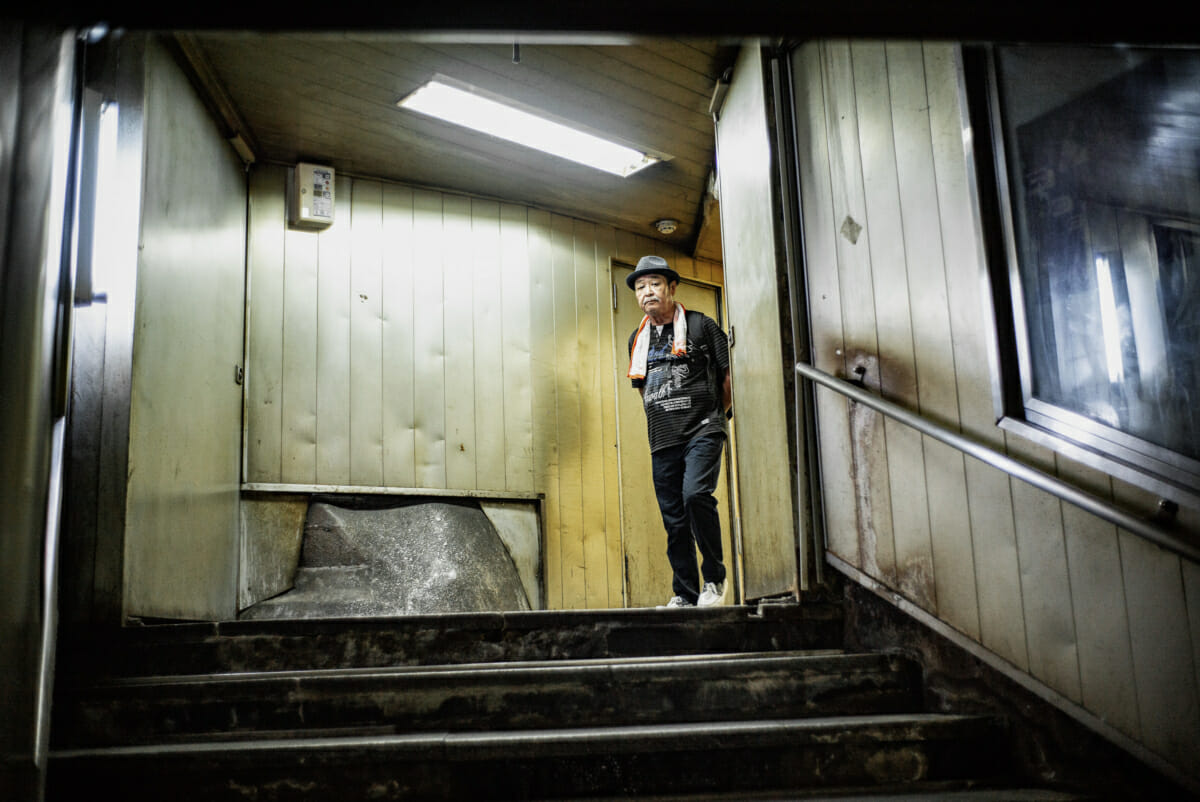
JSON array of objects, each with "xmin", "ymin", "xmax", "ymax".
[
  {"xmin": 797, "ymin": 361, "xmax": 1200, "ymax": 564},
  {"xmin": 242, "ymin": 483, "xmax": 542, "ymax": 501}
]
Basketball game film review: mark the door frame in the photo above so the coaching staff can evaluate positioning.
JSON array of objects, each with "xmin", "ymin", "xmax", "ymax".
[{"xmin": 611, "ymin": 260, "xmax": 743, "ymax": 608}]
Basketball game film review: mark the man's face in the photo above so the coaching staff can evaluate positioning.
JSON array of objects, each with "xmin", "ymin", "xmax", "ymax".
[{"xmin": 634, "ymin": 274, "xmax": 676, "ymax": 318}]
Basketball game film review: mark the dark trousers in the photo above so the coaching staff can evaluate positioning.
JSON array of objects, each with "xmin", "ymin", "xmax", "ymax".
[{"xmin": 651, "ymin": 432, "xmax": 727, "ymax": 603}]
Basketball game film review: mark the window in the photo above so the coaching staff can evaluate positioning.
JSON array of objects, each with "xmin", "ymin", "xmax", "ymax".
[{"xmin": 968, "ymin": 43, "xmax": 1200, "ymax": 505}]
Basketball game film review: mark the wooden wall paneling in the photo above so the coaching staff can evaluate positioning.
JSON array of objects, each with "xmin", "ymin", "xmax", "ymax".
[
  {"xmin": 707, "ymin": 261, "xmax": 723, "ymax": 286},
  {"xmin": 381, "ymin": 183, "xmax": 416, "ymax": 488},
  {"xmin": 280, "ymin": 215, "xmax": 319, "ymax": 485},
  {"xmin": 1118, "ymin": 529, "xmax": 1200, "ymax": 770},
  {"xmin": 887, "ymin": 41, "xmax": 979, "ymax": 621},
  {"xmin": 471, "ymin": 199, "xmax": 506, "ymax": 490},
  {"xmin": 823, "ymin": 39, "xmax": 898, "ymax": 587},
  {"xmin": 1056, "ymin": 458, "xmax": 1141, "ymax": 738},
  {"xmin": 851, "ymin": 39, "xmax": 930, "ymax": 601},
  {"xmin": 894, "ymin": 42, "xmax": 1026, "ymax": 666},
  {"xmin": 613, "ymin": 229, "xmax": 642, "ymax": 265},
  {"xmin": 348, "ymin": 180, "xmax": 385, "ymax": 487},
  {"xmin": 575, "ymin": 221, "xmax": 609, "ymax": 608},
  {"xmin": 793, "ymin": 42, "xmax": 858, "ymax": 566},
  {"xmin": 499, "ymin": 203, "xmax": 534, "ymax": 491},
  {"xmin": 442, "ymin": 194, "xmax": 476, "ymax": 490},
  {"xmin": 596, "ymin": 225, "xmax": 625, "ymax": 607},
  {"xmin": 1007, "ymin": 437, "xmax": 1082, "ymax": 701},
  {"xmin": 245, "ymin": 165, "xmax": 286, "ymax": 483},
  {"xmin": 553, "ymin": 214, "xmax": 586, "ymax": 608},
  {"xmin": 412, "ymin": 189, "xmax": 447, "ymax": 488},
  {"xmin": 528, "ymin": 209, "xmax": 560, "ymax": 607},
  {"xmin": 922, "ymin": 43, "xmax": 989, "ymax": 640},
  {"xmin": 315, "ymin": 174, "xmax": 354, "ymax": 484}
]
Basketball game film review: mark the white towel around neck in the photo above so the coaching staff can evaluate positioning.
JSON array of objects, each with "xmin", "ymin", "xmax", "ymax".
[{"xmin": 628, "ymin": 302, "xmax": 687, "ymax": 380}]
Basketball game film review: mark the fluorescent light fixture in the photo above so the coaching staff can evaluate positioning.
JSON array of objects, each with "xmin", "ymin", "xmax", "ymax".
[{"xmin": 398, "ymin": 78, "xmax": 660, "ymax": 177}]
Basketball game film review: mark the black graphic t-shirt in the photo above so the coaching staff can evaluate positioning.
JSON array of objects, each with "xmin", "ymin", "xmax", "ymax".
[{"xmin": 630, "ymin": 312, "xmax": 729, "ymax": 453}]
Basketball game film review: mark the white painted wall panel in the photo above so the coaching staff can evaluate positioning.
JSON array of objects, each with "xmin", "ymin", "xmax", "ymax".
[
  {"xmin": 412, "ymin": 189, "xmax": 447, "ymax": 488},
  {"xmin": 381, "ymin": 184, "xmax": 416, "ymax": 488},
  {"xmin": 500, "ymin": 203, "xmax": 534, "ymax": 492},
  {"xmin": 443, "ymin": 194, "xmax": 476, "ymax": 490},
  {"xmin": 281, "ymin": 214, "xmax": 319, "ymax": 484},
  {"xmin": 822, "ymin": 41, "xmax": 898, "ymax": 590},
  {"xmin": 125, "ymin": 40, "xmax": 245, "ymax": 619},
  {"xmin": 349, "ymin": 180, "xmax": 384, "ymax": 487},
  {"xmin": 246, "ymin": 167, "xmax": 285, "ymax": 483},
  {"xmin": 315, "ymin": 174, "xmax": 353, "ymax": 484},
  {"xmin": 471, "ymin": 199, "xmax": 506, "ymax": 490},
  {"xmin": 792, "ymin": 42, "xmax": 859, "ymax": 569},
  {"xmin": 715, "ymin": 41, "xmax": 799, "ymax": 599}
]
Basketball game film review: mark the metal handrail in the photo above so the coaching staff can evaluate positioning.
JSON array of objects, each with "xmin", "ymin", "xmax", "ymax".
[{"xmin": 796, "ymin": 361, "xmax": 1200, "ymax": 564}]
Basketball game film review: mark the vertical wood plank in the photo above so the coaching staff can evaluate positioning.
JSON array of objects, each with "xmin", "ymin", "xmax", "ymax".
[
  {"xmin": 528, "ymin": 209, "xmax": 560, "ymax": 607},
  {"xmin": 348, "ymin": 180, "xmax": 384, "ymax": 487},
  {"xmin": 892, "ymin": 42, "xmax": 1026, "ymax": 665},
  {"xmin": 1007, "ymin": 438, "xmax": 1082, "ymax": 701},
  {"xmin": 575, "ymin": 220, "xmax": 608, "ymax": 608},
  {"xmin": 796, "ymin": 41, "xmax": 857, "ymax": 567},
  {"xmin": 888, "ymin": 41, "xmax": 978, "ymax": 623},
  {"xmin": 500, "ymin": 203, "xmax": 534, "ymax": 492},
  {"xmin": 472, "ymin": 198, "xmax": 506, "ymax": 490},
  {"xmin": 923, "ymin": 42, "xmax": 987, "ymax": 640},
  {"xmin": 315, "ymin": 174, "xmax": 353, "ymax": 484},
  {"xmin": 245, "ymin": 166, "xmax": 286, "ymax": 483},
  {"xmin": 851, "ymin": 39, "xmax": 931, "ymax": 605},
  {"xmin": 443, "ymin": 194, "xmax": 476, "ymax": 489},
  {"xmin": 824, "ymin": 40, "xmax": 897, "ymax": 587},
  {"xmin": 280, "ymin": 221, "xmax": 319, "ymax": 484},
  {"xmin": 381, "ymin": 183, "xmax": 416, "ymax": 488},
  {"xmin": 597, "ymin": 225, "xmax": 626, "ymax": 607},
  {"xmin": 1120, "ymin": 531, "xmax": 1200, "ymax": 770},
  {"xmin": 1057, "ymin": 459, "xmax": 1141, "ymax": 738},
  {"xmin": 412, "ymin": 189, "xmax": 447, "ymax": 488},
  {"xmin": 553, "ymin": 214, "xmax": 586, "ymax": 608}
]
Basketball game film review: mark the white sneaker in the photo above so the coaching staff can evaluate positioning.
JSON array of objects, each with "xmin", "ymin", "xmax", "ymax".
[
  {"xmin": 657, "ymin": 595, "xmax": 693, "ymax": 609},
  {"xmin": 697, "ymin": 581, "xmax": 726, "ymax": 607}
]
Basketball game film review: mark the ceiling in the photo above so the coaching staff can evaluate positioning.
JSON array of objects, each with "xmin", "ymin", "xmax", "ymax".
[{"xmin": 176, "ymin": 32, "xmax": 740, "ymax": 261}]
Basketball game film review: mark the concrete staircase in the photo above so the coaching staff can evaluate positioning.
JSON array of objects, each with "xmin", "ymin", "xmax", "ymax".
[{"xmin": 46, "ymin": 604, "xmax": 1094, "ymax": 800}]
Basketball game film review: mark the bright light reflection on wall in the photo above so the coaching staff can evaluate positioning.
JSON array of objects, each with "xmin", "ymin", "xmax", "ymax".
[
  {"xmin": 1094, "ymin": 254, "xmax": 1125, "ymax": 383},
  {"xmin": 91, "ymin": 100, "xmax": 120, "ymax": 295},
  {"xmin": 398, "ymin": 80, "xmax": 659, "ymax": 178}
]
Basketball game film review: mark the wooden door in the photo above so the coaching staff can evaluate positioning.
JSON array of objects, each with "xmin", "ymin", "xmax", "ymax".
[{"xmin": 613, "ymin": 265, "xmax": 738, "ymax": 607}]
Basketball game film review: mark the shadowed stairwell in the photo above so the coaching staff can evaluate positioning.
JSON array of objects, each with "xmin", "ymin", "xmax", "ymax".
[{"xmin": 45, "ymin": 573, "xmax": 1197, "ymax": 801}]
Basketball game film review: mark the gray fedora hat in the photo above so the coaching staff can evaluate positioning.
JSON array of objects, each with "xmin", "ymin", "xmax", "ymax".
[{"xmin": 626, "ymin": 255, "xmax": 680, "ymax": 290}]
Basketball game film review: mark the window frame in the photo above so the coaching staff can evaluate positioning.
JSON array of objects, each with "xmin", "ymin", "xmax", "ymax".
[{"xmin": 963, "ymin": 42, "xmax": 1200, "ymax": 509}]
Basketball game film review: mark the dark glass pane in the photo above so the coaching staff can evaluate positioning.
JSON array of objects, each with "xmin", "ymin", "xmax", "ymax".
[{"xmin": 995, "ymin": 45, "xmax": 1200, "ymax": 461}]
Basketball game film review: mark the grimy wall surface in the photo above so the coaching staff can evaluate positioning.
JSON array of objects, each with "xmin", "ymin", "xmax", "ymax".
[
  {"xmin": 792, "ymin": 40, "xmax": 1200, "ymax": 782},
  {"xmin": 244, "ymin": 166, "xmax": 722, "ymax": 610},
  {"xmin": 122, "ymin": 38, "xmax": 248, "ymax": 621}
]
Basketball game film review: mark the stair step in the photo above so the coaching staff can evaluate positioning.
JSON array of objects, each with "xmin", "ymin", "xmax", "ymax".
[
  {"xmin": 570, "ymin": 786, "xmax": 1097, "ymax": 801},
  {"xmin": 47, "ymin": 713, "xmax": 1005, "ymax": 801},
  {"xmin": 58, "ymin": 604, "xmax": 842, "ymax": 677},
  {"xmin": 55, "ymin": 651, "xmax": 921, "ymax": 746}
]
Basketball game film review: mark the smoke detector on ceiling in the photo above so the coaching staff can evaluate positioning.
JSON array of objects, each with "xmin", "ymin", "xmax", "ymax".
[{"xmin": 654, "ymin": 219, "xmax": 678, "ymax": 235}]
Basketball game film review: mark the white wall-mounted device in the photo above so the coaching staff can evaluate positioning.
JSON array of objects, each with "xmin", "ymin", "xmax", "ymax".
[{"xmin": 289, "ymin": 162, "xmax": 335, "ymax": 228}]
